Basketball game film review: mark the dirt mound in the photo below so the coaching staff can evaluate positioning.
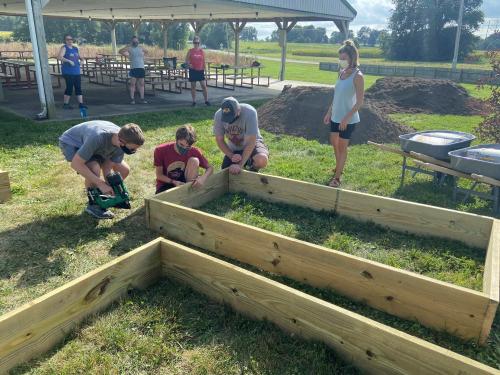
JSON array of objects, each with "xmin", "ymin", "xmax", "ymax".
[
  {"xmin": 364, "ymin": 77, "xmax": 485, "ymax": 115},
  {"xmin": 258, "ymin": 86, "xmax": 412, "ymax": 145}
]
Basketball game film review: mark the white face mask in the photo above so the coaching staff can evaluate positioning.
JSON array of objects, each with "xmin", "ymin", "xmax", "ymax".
[{"xmin": 338, "ymin": 59, "xmax": 349, "ymax": 69}]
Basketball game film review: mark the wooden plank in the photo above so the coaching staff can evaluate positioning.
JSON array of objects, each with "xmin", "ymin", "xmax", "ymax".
[
  {"xmin": 0, "ymin": 170, "xmax": 11, "ymax": 203},
  {"xmin": 152, "ymin": 168, "xmax": 228, "ymax": 208},
  {"xmin": 472, "ymin": 174, "xmax": 500, "ymax": 188},
  {"xmin": 367, "ymin": 141, "xmax": 409, "ymax": 157},
  {"xmin": 480, "ymin": 220, "xmax": 500, "ymax": 345},
  {"xmin": 412, "ymin": 160, "xmax": 471, "ymax": 179},
  {"xmin": 409, "ymin": 151, "xmax": 453, "ymax": 168},
  {"xmin": 0, "ymin": 238, "xmax": 163, "ymax": 374},
  {"xmin": 147, "ymin": 200, "xmax": 491, "ymax": 342},
  {"xmin": 229, "ymin": 171, "xmax": 493, "ymax": 249},
  {"xmin": 160, "ymin": 239, "xmax": 498, "ymax": 375}
]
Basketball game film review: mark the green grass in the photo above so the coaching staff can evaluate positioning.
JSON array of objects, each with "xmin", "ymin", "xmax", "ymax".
[
  {"xmin": 240, "ymin": 41, "xmax": 492, "ymax": 70},
  {"xmin": 0, "ymin": 102, "xmax": 499, "ymax": 372},
  {"xmin": 200, "ymin": 193, "xmax": 484, "ymax": 290}
]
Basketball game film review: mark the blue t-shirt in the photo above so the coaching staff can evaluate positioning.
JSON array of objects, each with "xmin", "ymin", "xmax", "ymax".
[{"xmin": 61, "ymin": 45, "xmax": 81, "ymax": 75}]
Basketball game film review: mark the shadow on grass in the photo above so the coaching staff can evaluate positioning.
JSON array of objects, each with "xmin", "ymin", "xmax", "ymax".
[
  {"xmin": 393, "ymin": 179, "xmax": 496, "ymax": 217},
  {"xmin": 0, "ymin": 207, "xmax": 156, "ymax": 288}
]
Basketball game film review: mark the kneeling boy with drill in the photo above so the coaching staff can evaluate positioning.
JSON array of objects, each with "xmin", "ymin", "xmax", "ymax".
[{"xmin": 59, "ymin": 120, "xmax": 145, "ymax": 219}]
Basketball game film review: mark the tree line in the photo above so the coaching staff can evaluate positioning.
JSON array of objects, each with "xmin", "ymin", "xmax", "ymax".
[{"xmin": 0, "ymin": 0, "xmax": 497, "ymax": 62}]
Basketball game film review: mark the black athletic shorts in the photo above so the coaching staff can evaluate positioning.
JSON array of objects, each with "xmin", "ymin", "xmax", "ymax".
[
  {"xmin": 155, "ymin": 175, "xmax": 186, "ymax": 194},
  {"xmin": 221, "ymin": 140, "xmax": 269, "ymax": 170},
  {"xmin": 188, "ymin": 69, "xmax": 205, "ymax": 82},
  {"xmin": 129, "ymin": 68, "xmax": 146, "ymax": 78},
  {"xmin": 330, "ymin": 121, "xmax": 357, "ymax": 140}
]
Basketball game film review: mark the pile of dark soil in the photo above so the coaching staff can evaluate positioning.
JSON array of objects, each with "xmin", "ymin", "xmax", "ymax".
[
  {"xmin": 364, "ymin": 77, "xmax": 485, "ymax": 115},
  {"xmin": 257, "ymin": 77, "xmax": 484, "ymax": 145},
  {"xmin": 258, "ymin": 86, "xmax": 412, "ymax": 145}
]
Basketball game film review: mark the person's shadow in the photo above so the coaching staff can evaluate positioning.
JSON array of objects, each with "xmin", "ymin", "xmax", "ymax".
[{"xmin": 0, "ymin": 206, "xmax": 156, "ymax": 289}]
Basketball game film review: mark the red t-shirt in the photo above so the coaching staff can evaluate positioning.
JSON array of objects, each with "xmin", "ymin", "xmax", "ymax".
[
  {"xmin": 188, "ymin": 48, "xmax": 205, "ymax": 71},
  {"xmin": 153, "ymin": 142, "xmax": 209, "ymax": 189}
]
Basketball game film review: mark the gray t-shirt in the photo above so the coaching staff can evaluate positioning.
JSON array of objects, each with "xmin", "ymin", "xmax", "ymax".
[
  {"xmin": 59, "ymin": 120, "xmax": 124, "ymax": 163},
  {"xmin": 128, "ymin": 46, "xmax": 145, "ymax": 69},
  {"xmin": 213, "ymin": 103, "xmax": 263, "ymax": 151}
]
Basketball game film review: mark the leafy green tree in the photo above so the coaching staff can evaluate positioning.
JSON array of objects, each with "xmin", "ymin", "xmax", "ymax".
[
  {"xmin": 385, "ymin": 0, "xmax": 483, "ymax": 61},
  {"xmin": 357, "ymin": 26, "xmax": 371, "ymax": 46},
  {"xmin": 240, "ymin": 26, "xmax": 257, "ymax": 41},
  {"xmin": 199, "ymin": 23, "xmax": 233, "ymax": 49}
]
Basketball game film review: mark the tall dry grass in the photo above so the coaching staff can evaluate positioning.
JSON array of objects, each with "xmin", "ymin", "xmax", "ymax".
[{"xmin": 0, "ymin": 41, "xmax": 251, "ymax": 65}]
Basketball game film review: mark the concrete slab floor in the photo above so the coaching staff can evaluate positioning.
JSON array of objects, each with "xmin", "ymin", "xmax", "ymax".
[{"xmin": 0, "ymin": 79, "xmax": 331, "ymax": 122}]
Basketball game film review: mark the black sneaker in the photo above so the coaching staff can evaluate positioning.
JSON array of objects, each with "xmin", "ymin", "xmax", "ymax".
[
  {"xmin": 205, "ymin": 101, "xmax": 211, "ymax": 106},
  {"xmin": 85, "ymin": 204, "xmax": 115, "ymax": 219},
  {"xmin": 63, "ymin": 103, "xmax": 74, "ymax": 110},
  {"xmin": 191, "ymin": 102, "xmax": 196, "ymax": 107}
]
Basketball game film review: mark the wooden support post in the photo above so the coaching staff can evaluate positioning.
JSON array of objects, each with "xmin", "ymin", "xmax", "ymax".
[
  {"xmin": 229, "ymin": 21, "xmax": 246, "ymax": 66},
  {"xmin": 161, "ymin": 21, "xmax": 170, "ymax": 58},
  {"xmin": 333, "ymin": 20, "xmax": 350, "ymax": 42},
  {"xmin": 189, "ymin": 21, "xmax": 206, "ymax": 37},
  {"xmin": 25, "ymin": 0, "xmax": 56, "ymax": 119},
  {"xmin": 0, "ymin": 170, "xmax": 11, "ymax": 202},
  {"xmin": 160, "ymin": 240, "xmax": 498, "ymax": 375},
  {"xmin": 131, "ymin": 20, "xmax": 141, "ymax": 35},
  {"xmin": 103, "ymin": 20, "xmax": 117, "ymax": 56},
  {"xmin": 275, "ymin": 20, "xmax": 296, "ymax": 81}
]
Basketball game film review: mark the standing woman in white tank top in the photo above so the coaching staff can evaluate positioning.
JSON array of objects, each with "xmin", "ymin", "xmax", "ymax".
[{"xmin": 323, "ymin": 40, "xmax": 364, "ymax": 188}]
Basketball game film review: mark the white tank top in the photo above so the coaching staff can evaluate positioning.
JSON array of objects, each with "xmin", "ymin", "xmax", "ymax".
[{"xmin": 331, "ymin": 68, "xmax": 360, "ymax": 124}]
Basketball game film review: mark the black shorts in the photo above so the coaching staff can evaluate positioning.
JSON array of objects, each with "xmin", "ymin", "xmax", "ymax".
[
  {"xmin": 221, "ymin": 140, "xmax": 269, "ymax": 170},
  {"xmin": 188, "ymin": 69, "xmax": 205, "ymax": 82},
  {"xmin": 155, "ymin": 175, "xmax": 186, "ymax": 194},
  {"xmin": 63, "ymin": 74, "xmax": 82, "ymax": 96},
  {"xmin": 330, "ymin": 121, "xmax": 357, "ymax": 140},
  {"xmin": 129, "ymin": 68, "xmax": 146, "ymax": 78}
]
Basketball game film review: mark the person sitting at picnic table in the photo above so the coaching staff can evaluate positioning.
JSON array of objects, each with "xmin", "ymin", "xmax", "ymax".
[
  {"xmin": 185, "ymin": 36, "xmax": 210, "ymax": 107},
  {"xmin": 213, "ymin": 97, "xmax": 269, "ymax": 175},
  {"xmin": 119, "ymin": 36, "xmax": 148, "ymax": 105},
  {"xmin": 58, "ymin": 34, "xmax": 87, "ymax": 110}
]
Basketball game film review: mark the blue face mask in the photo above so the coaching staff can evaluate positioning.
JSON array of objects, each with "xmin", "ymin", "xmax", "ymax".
[{"xmin": 176, "ymin": 143, "xmax": 190, "ymax": 155}]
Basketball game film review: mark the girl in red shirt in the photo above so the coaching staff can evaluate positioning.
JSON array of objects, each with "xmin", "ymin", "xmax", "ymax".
[{"xmin": 185, "ymin": 36, "xmax": 210, "ymax": 106}]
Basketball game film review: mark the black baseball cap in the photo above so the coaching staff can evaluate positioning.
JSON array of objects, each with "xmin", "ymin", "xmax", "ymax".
[{"xmin": 221, "ymin": 97, "xmax": 240, "ymax": 123}]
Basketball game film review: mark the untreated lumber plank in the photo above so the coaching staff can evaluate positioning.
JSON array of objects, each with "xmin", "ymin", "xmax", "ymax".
[
  {"xmin": 480, "ymin": 220, "xmax": 500, "ymax": 345},
  {"xmin": 152, "ymin": 168, "xmax": 228, "ymax": 208},
  {"xmin": 0, "ymin": 239, "xmax": 163, "ymax": 374},
  {"xmin": 148, "ymin": 200, "xmax": 491, "ymax": 342},
  {"xmin": 160, "ymin": 239, "xmax": 498, "ymax": 375},
  {"xmin": 0, "ymin": 170, "xmax": 11, "ymax": 203},
  {"xmin": 229, "ymin": 171, "xmax": 493, "ymax": 249}
]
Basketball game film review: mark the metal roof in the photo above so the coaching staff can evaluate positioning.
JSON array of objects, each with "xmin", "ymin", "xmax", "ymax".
[{"xmin": 0, "ymin": 0, "xmax": 356, "ymax": 22}]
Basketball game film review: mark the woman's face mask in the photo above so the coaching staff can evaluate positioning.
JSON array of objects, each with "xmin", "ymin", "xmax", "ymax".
[{"xmin": 338, "ymin": 59, "xmax": 349, "ymax": 69}]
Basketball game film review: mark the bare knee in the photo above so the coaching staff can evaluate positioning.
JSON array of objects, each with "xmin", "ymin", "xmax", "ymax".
[
  {"xmin": 253, "ymin": 154, "xmax": 268, "ymax": 169},
  {"xmin": 187, "ymin": 157, "xmax": 200, "ymax": 168}
]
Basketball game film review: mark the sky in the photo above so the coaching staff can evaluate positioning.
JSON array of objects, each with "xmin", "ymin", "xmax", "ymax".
[{"xmin": 248, "ymin": 0, "xmax": 500, "ymax": 40}]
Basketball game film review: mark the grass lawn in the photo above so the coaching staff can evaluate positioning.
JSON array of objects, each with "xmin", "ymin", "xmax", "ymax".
[
  {"xmin": 0, "ymin": 101, "xmax": 499, "ymax": 372},
  {"xmin": 240, "ymin": 41, "xmax": 491, "ymax": 70}
]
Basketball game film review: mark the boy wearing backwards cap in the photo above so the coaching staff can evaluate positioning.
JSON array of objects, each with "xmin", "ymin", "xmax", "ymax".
[{"xmin": 213, "ymin": 97, "xmax": 269, "ymax": 175}]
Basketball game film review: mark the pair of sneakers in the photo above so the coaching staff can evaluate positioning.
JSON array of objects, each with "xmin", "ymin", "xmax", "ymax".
[
  {"xmin": 85, "ymin": 204, "xmax": 114, "ymax": 219},
  {"xmin": 131, "ymin": 98, "xmax": 148, "ymax": 105},
  {"xmin": 192, "ymin": 101, "xmax": 211, "ymax": 107}
]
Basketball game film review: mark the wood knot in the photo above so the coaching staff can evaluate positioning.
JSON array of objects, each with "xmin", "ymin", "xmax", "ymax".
[
  {"xmin": 291, "ymin": 318, "xmax": 297, "ymax": 324},
  {"xmin": 84, "ymin": 277, "xmax": 112, "ymax": 303},
  {"xmin": 260, "ymin": 177, "xmax": 269, "ymax": 184},
  {"xmin": 273, "ymin": 242, "xmax": 279, "ymax": 250},
  {"xmin": 385, "ymin": 296, "xmax": 394, "ymax": 301},
  {"xmin": 271, "ymin": 258, "xmax": 280, "ymax": 266},
  {"xmin": 196, "ymin": 222, "xmax": 204, "ymax": 230},
  {"xmin": 360, "ymin": 270, "xmax": 373, "ymax": 279},
  {"xmin": 366, "ymin": 350, "xmax": 375, "ymax": 359},
  {"xmin": 231, "ymin": 288, "xmax": 238, "ymax": 295}
]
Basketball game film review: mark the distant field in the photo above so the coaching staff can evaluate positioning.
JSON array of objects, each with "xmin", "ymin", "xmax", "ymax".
[{"xmin": 240, "ymin": 41, "xmax": 491, "ymax": 70}]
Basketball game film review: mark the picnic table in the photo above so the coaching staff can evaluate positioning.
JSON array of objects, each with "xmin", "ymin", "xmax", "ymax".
[
  {"xmin": 368, "ymin": 141, "xmax": 500, "ymax": 213},
  {"xmin": 0, "ymin": 59, "xmax": 36, "ymax": 89}
]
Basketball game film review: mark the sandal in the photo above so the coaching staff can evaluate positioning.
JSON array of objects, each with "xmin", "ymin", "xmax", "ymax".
[{"xmin": 329, "ymin": 177, "xmax": 341, "ymax": 188}]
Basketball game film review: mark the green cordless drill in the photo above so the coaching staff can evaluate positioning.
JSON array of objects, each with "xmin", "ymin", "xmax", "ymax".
[{"xmin": 88, "ymin": 172, "xmax": 131, "ymax": 210}]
